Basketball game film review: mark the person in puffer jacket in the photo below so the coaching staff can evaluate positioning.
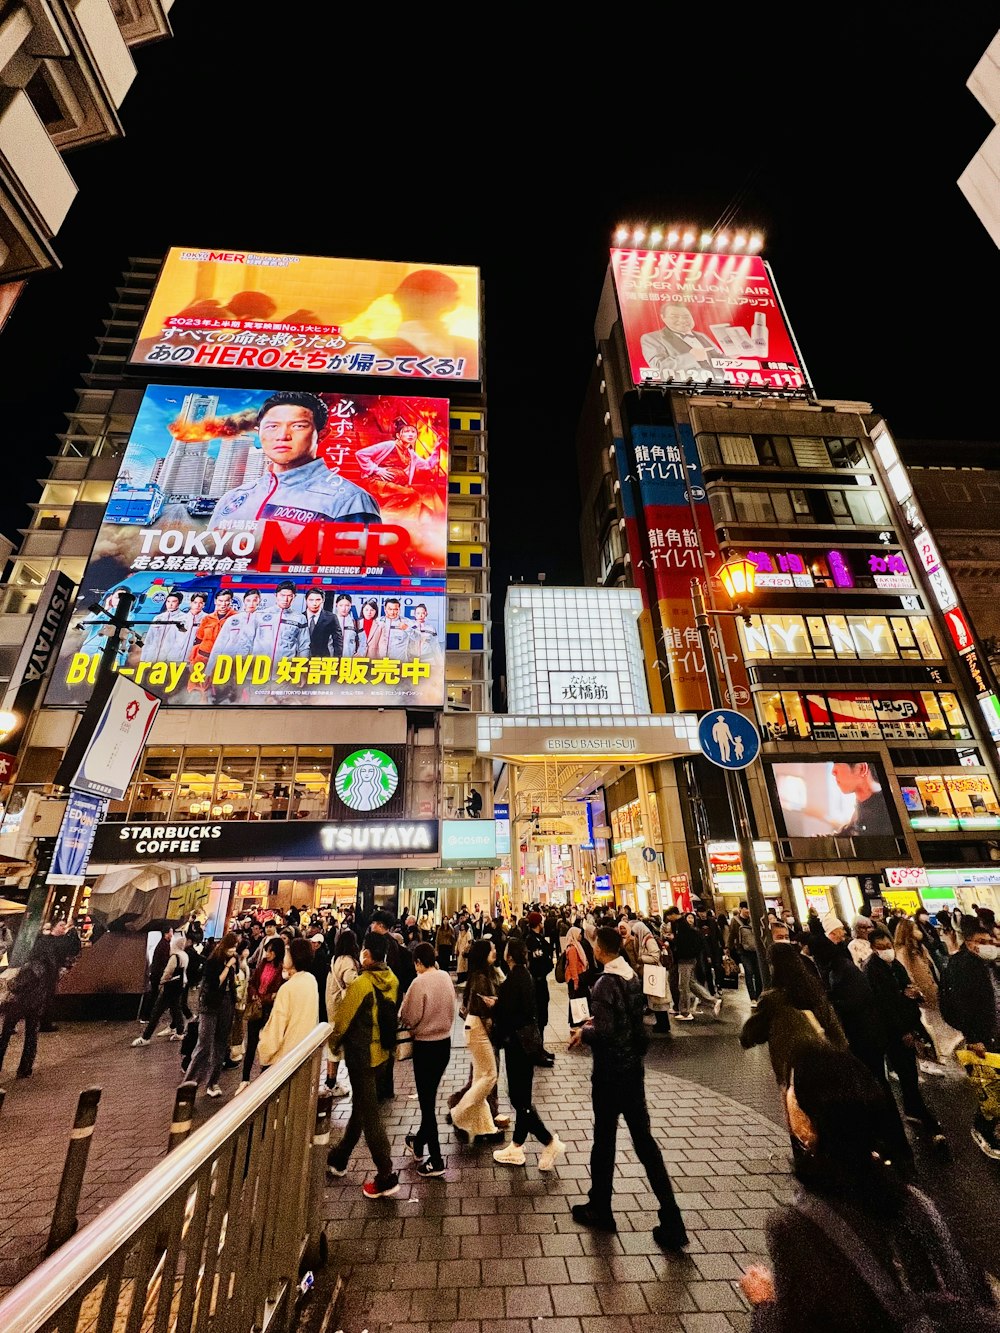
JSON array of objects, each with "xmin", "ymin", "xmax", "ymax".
[{"xmin": 209, "ymin": 391, "xmax": 381, "ymax": 531}]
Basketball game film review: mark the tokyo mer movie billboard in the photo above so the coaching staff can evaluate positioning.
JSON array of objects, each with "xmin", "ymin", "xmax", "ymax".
[
  {"xmin": 128, "ymin": 247, "xmax": 480, "ymax": 383},
  {"xmin": 47, "ymin": 383, "xmax": 449, "ymax": 709}
]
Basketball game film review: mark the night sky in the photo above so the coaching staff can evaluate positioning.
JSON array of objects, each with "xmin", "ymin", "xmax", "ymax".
[{"xmin": 0, "ymin": 12, "xmax": 997, "ymax": 693}]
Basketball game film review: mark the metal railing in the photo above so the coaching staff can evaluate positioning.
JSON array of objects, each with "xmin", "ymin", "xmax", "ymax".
[{"xmin": 0, "ymin": 1023, "xmax": 332, "ymax": 1333}]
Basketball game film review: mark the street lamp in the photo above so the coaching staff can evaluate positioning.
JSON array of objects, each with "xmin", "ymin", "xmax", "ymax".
[
  {"xmin": 0, "ymin": 711, "xmax": 19, "ymax": 744},
  {"xmin": 691, "ymin": 560, "xmax": 771, "ymax": 986}
]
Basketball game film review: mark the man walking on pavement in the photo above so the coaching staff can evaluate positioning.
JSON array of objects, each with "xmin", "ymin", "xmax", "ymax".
[
  {"xmin": 569, "ymin": 925, "xmax": 688, "ymax": 1251},
  {"xmin": 326, "ymin": 931, "xmax": 400, "ymax": 1199},
  {"xmin": 728, "ymin": 900, "xmax": 762, "ymax": 1003},
  {"xmin": 526, "ymin": 910, "xmax": 556, "ymax": 1064},
  {"xmin": 367, "ymin": 908, "xmax": 415, "ymax": 1100}
]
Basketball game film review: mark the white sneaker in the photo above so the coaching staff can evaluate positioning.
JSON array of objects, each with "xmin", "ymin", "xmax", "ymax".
[
  {"xmin": 675, "ymin": 1013, "xmax": 694, "ymax": 1022},
  {"xmin": 131, "ymin": 1036, "xmax": 150, "ymax": 1047},
  {"xmin": 493, "ymin": 1143, "xmax": 526, "ymax": 1166},
  {"xmin": 155, "ymin": 1027, "xmax": 174, "ymax": 1038},
  {"xmin": 537, "ymin": 1135, "xmax": 565, "ymax": 1171},
  {"xmin": 329, "ymin": 1084, "xmax": 351, "ymax": 1099},
  {"xmin": 206, "ymin": 1086, "xmax": 223, "ymax": 1098},
  {"xmin": 713, "ymin": 997, "xmax": 723, "ymax": 1017}
]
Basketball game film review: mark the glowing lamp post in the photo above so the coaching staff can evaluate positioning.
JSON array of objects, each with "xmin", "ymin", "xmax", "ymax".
[{"xmin": 691, "ymin": 556, "xmax": 771, "ymax": 985}]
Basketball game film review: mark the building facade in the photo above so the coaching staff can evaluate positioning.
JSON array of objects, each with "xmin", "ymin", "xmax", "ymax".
[
  {"xmin": 574, "ymin": 240, "xmax": 1000, "ymax": 925},
  {"xmin": 0, "ymin": 250, "xmax": 493, "ymax": 995}
]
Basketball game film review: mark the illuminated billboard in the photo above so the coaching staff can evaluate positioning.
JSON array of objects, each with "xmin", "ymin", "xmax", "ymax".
[
  {"xmin": 768, "ymin": 757, "xmax": 899, "ymax": 842},
  {"xmin": 611, "ymin": 248, "xmax": 809, "ymax": 392},
  {"xmin": 129, "ymin": 248, "xmax": 480, "ymax": 382},
  {"xmin": 47, "ymin": 383, "xmax": 449, "ymax": 708}
]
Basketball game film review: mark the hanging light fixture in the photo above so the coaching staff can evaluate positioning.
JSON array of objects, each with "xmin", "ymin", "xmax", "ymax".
[{"xmin": 717, "ymin": 554, "xmax": 758, "ymax": 603}]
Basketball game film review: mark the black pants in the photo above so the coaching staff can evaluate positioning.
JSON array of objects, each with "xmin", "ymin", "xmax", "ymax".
[
  {"xmin": 0, "ymin": 1002, "xmax": 40, "ymax": 1077},
  {"xmin": 851, "ymin": 1035, "xmax": 913, "ymax": 1162},
  {"xmin": 242, "ymin": 1016, "xmax": 266, "ymax": 1081},
  {"xmin": 141, "ymin": 983, "xmax": 185, "ymax": 1041},
  {"xmin": 328, "ymin": 1053, "xmax": 393, "ymax": 1184},
  {"xmin": 885, "ymin": 1039, "xmax": 939, "ymax": 1131},
  {"xmin": 533, "ymin": 977, "xmax": 550, "ymax": 1038},
  {"xmin": 506, "ymin": 1042, "xmax": 552, "ymax": 1148},
  {"xmin": 438, "ymin": 947, "xmax": 453, "ymax": 972},
  {"xmin": 741, "ymin": 951, "xmax": 763, "ymax": 1001},
  {"xmin": 589, "ymin": 1067, "xmax": 683, "ymax": 1232},
  {"xmin": 412, "ymin": 1037, "xmax": 451, "ymax": 1163}
]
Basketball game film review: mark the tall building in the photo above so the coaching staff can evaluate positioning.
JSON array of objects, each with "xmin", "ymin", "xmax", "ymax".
[
  {"xmin": 958, "ymin": 29, "xmax": 1000, "ymax": 249},
  {"xmin": 0, "ymin": 249, "xmax": 493, "ymax": 999},
  {"xmin": 568, "ymin": 237, "xmax": 1000, "ymax": 925}
]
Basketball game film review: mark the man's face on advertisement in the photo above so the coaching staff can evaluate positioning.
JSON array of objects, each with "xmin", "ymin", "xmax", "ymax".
[
  {"xmin": 305, "ymin": 592, "xmax": 323, "ymax": 614},
  {"xmin": 191, "ymin": 595, "xmax": 206, "ymax": 613},
  {"xmin": 165, "ymin": 594, "xmax": 181, "ymax": 611},
  {"xmin": 663, "ymin": 304, "xmax": 695, "ymax": 335},
  {"xmin": 275, "ymin": 588, "xmax": 294, "ymax": 610},
  {"xmin": 258, "ymin": 404, "xmax": 317, "ymax": 470},
  {"xmin": 832, "ymin": 762, "xmax": 869, "ymax": 796},
  {"xmin": 215, "ymin": 593, "xmax": 233, "ymax": 614},
  {"xmin": 385, "ymin": 601, "xmax": 400, "ymax": 619}
]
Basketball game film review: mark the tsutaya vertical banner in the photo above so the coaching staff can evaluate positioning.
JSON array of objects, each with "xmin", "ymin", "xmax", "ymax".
[{"xmin": 630, "ymin": 423, "xmax": 748, "ymax": 712}]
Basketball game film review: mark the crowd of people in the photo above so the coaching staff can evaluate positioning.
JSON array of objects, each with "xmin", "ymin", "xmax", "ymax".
[{"xmin": 123, "ymin": 891, "xmax": 1000, "ymax": 1320}]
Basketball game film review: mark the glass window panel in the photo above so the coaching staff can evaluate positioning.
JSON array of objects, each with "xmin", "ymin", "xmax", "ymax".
[
  {"xmin": 804, "ymin": 692, "xmax": 836, "ymax": 739},
  {"xmin": 827, "ymin": 437, "xmax": 865, "ymax": 469},
  {"xmin": 698, "ymin": 434, "xmax": 722, "ymax": 467},
  {"xmin": 789, "ymin": 489, "xmax": 811, "ymax": 515},
  {"xmin": 806, "ymin": 616, "xmax": 830, "ymax": 647},
  {"xmin": 914, "ymin": 776, "xmax": 953, "ymax": 817},
  {"xmin": 846, "ymin": 489, "xmax": 889, "ymax": 526},
  {"xmin": 292, "ymin": 746, "xmax": 332, "ymax": 820},
  {"xmin": 760, "ymin": 614, "xmax": 810, "ymax": 657},
  {"xmin": 826, "ymin": 615, "xmax": 856, "ymax": 657},
  {"xmin": 127, "ymin": 748, "xmax": 178, "ymax": 821},
  {"xmin": 781, "ymin": 692, "xmax": 811, "ymax": 739},
  {"xmin": 174, "ymin": 746, "xmax": 222, "ymax": 819},
  {"xmin": 756, "ymin": 691, "xmax": 787, "ymax": 739},
  {"xmin": 253, "ymin": 746, "xmax": 297, "ymax": 820},
  {"xmin": 719, "ymin": 434, "xmax": 758, "ymax": 466},
  {"xmin": 944, "ymin": 774, "xmax": 1000, "ymax": 817},
  {"xmin": 936, "ymin": 692, "xmax": 970, "ymax": 737},
  {"xmin": 911, "ymin": 617, "xmax": 941, "ymax": 659},
  {"xmin": 918, "ymin": 693, "xmax": 949, "ymax": 739},
  {"xmin": 848, "ymin": 615, "xmax": 894, "ymax": 659},
  {"xmin": 733, "ymin": 490, "xmax": 774, "ymax": 523},
  {"xmin": 216, "ymin": 752, "xmax": 258, "ymax": 819},
  {"xmin": 828, "ymin": 490, "xmax": 851, "ymax": 519},
  {"xmin": 790, "ymin": 437, "xmax": 830, "ymax": 468}
]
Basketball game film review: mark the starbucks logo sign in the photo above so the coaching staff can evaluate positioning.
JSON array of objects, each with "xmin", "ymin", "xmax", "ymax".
[{"xmin": 334, "ymin": 748, "xmax": 399, "ymax": 812}]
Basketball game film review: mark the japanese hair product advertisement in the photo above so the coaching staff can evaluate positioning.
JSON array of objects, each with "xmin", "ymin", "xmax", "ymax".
[
  {"xmin": 610, "ymin": 248, "xmax": 810, "ymax": 393},
  {"xmin": 129, "ymin": 248, "xmax": 480, "ymax": 382},
  {"xmin": 47, "ymin": 384, "xmax": 450, "ymax": 709}
]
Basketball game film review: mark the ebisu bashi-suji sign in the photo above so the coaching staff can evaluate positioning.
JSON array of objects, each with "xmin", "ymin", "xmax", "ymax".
[
  {"xmin": 45, "ymin": 384, "xmax": 449, "ymax": 709},
  {"xmin": 610, "ymin": 248, "xmax": 811, "ymax": 393}
]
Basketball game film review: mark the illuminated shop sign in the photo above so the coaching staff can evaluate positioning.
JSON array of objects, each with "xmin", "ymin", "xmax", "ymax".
[
  {"xmin": 757, "ymin": 688, "xmax": 972, "ymax": 744},
  {"xmin": 441, "ymin": 820, "xmax": 497, "ymax": 862},
  {"xmin": 740, "ymin": 613, "xmax": 941, "ymax": 662},
  {"xmin": 46, "ymin": 384, "xmax": 449, "ymax": 709},
  {"xmin": 130, "ymin": 247, "xmax": 481, "ymax": 382},
  {"xmin": 90, "ymin": 818, "xmax": 439, "ymax": 862},
  {"xmin": 747, "ymin": 548, "xmax": 914, "ymax": 591}
]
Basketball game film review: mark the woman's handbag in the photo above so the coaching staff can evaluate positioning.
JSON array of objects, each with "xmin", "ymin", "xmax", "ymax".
[
  {"xmin": 554, "ymin": 951, "xmax": 567, "ymax": 985},
  {"xmin": 244, "ymin": 994, "xmax": 264, "ymax": 1024},
  {"xmin": 395, "ymin": 1024, "xmax": 414, "ymax": 1062}
]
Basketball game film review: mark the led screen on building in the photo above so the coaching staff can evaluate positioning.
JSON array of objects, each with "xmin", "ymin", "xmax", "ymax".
[
  {"xmin": 611, "ymin": 249, "xmax": 810, "ymax": 392},
  {"xmin": 768, "ymin": 758, "xmax": 899, "ymax": 842},
  {"xmin": 129, "ymin": 248, "xmax": 480, "ymax": 382},
  {"xmin": 47, "ymin": 383, "xmax": 449, "ymax": 708}
]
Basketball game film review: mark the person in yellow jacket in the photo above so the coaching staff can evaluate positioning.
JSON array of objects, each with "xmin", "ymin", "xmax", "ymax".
[
  {"xmin": 250, "ymin": 937, "xmax": 319, "ymax": 1082},
  {"xmin": 325, "ymin": 931, "xmax": 401, "ymax": 1198}
]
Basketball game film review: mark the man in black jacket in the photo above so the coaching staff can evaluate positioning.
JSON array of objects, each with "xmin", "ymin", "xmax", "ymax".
[
  {"xmin": 940, "ymin": 916, "xmax": 1000, "ymax": 1157},
  {"xmin": 863, "ymin": 931, "xmax": 944, "ymax": 1144},
  {"xmin": 526, "ymin": 911, "xmax": 555, "ymax": 1062},
  {"xmin": 569, "ymin": 926, "xmax": 687, "ymax": 1250}
]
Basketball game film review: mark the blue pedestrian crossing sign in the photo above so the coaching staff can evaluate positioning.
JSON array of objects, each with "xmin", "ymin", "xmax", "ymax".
[{"xmin": 698, "ymin": 709, "xmax": 760, "ymax": 770}]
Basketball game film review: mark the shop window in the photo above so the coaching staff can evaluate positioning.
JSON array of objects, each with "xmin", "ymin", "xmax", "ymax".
[
  {"xmin": 936, "ymin": 692, "xmax": 971, "ymax": 739},
  {"xmin": 848, "ymin": 615, "xmax": 893, "ymax": 659},
  {"xmin": 127, "ymin": 748, "xmax": 178, "ymax": 821},
  {"xmin": 790, "ymin": 437, "xmax": 830, "ymax": 468},
  {"xmin": 216, "ymin": 754, "xmax": 257, "ymax": 819},
  {"xmin": 910, "ymin": 617, "xmax": 941, "ymax": 659},
  {"xmin": 719, "ymin": 434, "xmax": 757, "ymax": 466},
  {"xmin": 943, "ymin": 774, "xmax": 1000, "ymax": 818},
  {"xmin": 781, "ymin": 692, "xmax": 812, "ymax": 739},
  {"xmin": 292, "ymin": 746, "xmax": 332, "ymax": 820},
  {"xmin": 39, "ymin": 484, "xmax": 79, "ymax": 508},
  {"xmin": 176, "ymin": 747, "xmax": 222, "ymax": 818},
  {"xmin": 254, "ymin": 747, "xmax": 296, "ymax": 821},
  {"xmin": 757, "ymin": 692, "xmax": 788, "ymax": 739}
]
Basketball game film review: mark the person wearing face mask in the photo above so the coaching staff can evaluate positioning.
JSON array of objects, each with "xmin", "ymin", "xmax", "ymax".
[
  {"xmin": 864, "ymin": 930, "xmax": 946, "ymax": 1149},
  {"xmin": 894, "ymin": 916, "xmax": 962, "ymax": 1069},
  {"xmin": 740, "ymin": 1044, "xmax": 998, "ymax": 1333},
  {"xmin": 939, "ymin": 916, "xmax": 1000, "ymax": 1158}
]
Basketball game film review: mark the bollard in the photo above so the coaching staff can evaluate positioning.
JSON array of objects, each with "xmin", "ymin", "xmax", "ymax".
[
  {"xmin": 167, "ymin": 1081, "xmax": 198, "ymax": 1153},
  {"xmin": 301, "ymin": 1088, "xmax": 333, "ymax": 1272},
  {"xmin": 45, "ymin": 1087, "xmax": 102, "ymax": 1256}
]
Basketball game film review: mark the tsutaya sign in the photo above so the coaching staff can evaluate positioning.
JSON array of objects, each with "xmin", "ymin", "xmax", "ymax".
[{"xmin": 90, "ymin": 818, "xmax": 439, "ymax": 863}]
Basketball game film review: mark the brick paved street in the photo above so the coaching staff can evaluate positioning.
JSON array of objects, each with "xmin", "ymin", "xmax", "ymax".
[{"xmin": 0, "ymin": 974, "xmax": 997, "ymax": 1328}]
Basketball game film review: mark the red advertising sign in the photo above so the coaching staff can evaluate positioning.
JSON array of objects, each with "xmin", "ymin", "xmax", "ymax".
[
  {"xmin": 611, "ymin": 249, "xmax": 809, "ymax": 392},
  {"xmin": 944, "ymin": 607, "xmax": 974, "ymax": 654}
]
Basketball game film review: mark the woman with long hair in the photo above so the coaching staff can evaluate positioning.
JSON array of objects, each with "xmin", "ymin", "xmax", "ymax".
[
  {"xmin": 740, "ymin": 941, "xmax": 848, "ymax": 1095},
  {"xmin": 672, "ymin": 913, "xmax": 722, "ymax": 1020},
  {"xmin": 184, "ymin": 932, "xmax": 239, "ymax": 1098},
  {"xmin": 324, "ymin": 928, "xmax": 359, "ymax": 1099},
  {"xmin": 894, "ymin": 916, "xmax": 962, "ymax": 1066},
  {"xmin": 560, "ymin": 926, "xmax": 591, "ymax": 1029},
  {"xmin": 236, "ymin": 937, "xmax": 285, "ymax": 1093},
  {"xmin": 491, "ymin": 937, "xmax": 565, "ymax": 1169},
  {"xmin": 358, "ymin": 598, "xmax": 379, "ymax": 654},
  {"xmin": 450, "ymin": 938, "xmax": 501, "ymax": 1143},
  {"xmin": 740, "ymin": 1043, "xmax": 997, "ymax": 1331}
]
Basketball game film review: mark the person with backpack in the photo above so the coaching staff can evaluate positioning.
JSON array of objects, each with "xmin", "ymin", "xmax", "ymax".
[
  {"xmin": 568, "ymin": 925, "xmax": 688, "ymax": 1251},
  {"xmin": 132, "ymin": 932, "xmax": 189, "ymax": 1045},
  {"xmin": 939, "ymin": 915, "xmax": 1000, "ymax": 1158},
  {"xmin": 325, "ymin": 930, "xmax": 401, "ymax": 1199},
  {"xmin": 740, "ymin": 1042, "xmax": 999, "ymax": 1333}
]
